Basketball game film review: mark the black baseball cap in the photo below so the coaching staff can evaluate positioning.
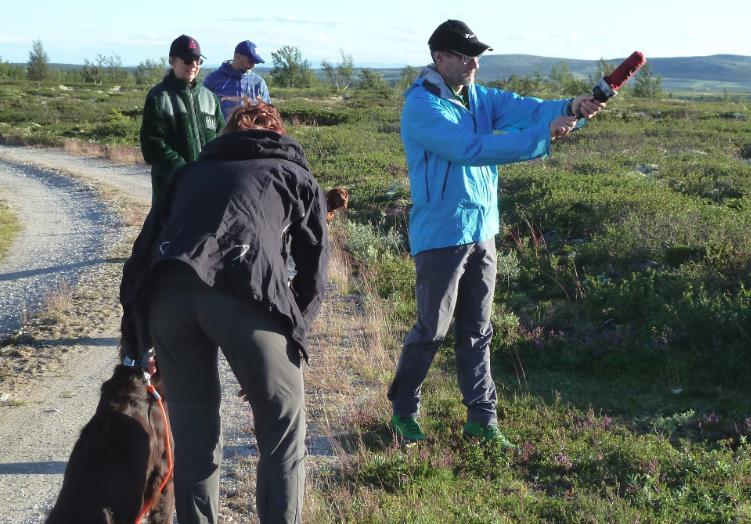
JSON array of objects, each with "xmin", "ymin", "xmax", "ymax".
[
  {"xmin": 169, "ymin": 34, "xmax": 205, "ymax": 61},
  {"xmin": 428, "ymin": 20, "xmax": 493, "ymax": 56}
]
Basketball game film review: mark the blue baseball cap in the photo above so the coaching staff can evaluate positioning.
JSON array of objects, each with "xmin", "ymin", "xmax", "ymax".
[{"xmin": 234, "ymin": 40, "xmax": 265, "ymax": 64}]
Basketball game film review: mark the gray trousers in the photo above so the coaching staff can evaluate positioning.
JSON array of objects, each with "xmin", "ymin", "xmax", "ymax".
[
  {"xmin": 148, "ymin": 267, "xmax": 305, "ymax": 524},
  {"xmin": 388, "ymin": 239, "xmax": 498, "ymax": 426}
]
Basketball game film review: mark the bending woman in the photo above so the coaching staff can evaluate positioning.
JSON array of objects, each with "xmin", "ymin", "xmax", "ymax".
[{"xmin": 120, "ymin": 102, "xmax": 329, "ymax": 524}]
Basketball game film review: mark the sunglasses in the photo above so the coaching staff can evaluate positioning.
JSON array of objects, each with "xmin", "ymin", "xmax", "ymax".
[
  {"xmin": 180, "ymin": 57, "xmax": 204, "ymax": 66},
  {"xmin": 448, "ymin": 50, "xmax": 481, "ymax": 65}
]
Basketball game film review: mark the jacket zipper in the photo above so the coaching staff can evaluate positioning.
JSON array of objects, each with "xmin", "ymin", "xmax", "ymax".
[
  {"xmin": 186, "ymin": 89, "xmax": 202, "ymax": 154},
  {"xmin": 467, "ymin": 94, "xmax": 493, "ymax": 200},
  {"xmin": 438, "ymin": 93, "xmax": 474, "ymax": 200}
]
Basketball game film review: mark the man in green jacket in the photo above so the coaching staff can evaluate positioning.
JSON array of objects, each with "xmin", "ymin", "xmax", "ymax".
[{"xmin": 140, "ymin": 35, "xmax": 225, "ymax": 204}]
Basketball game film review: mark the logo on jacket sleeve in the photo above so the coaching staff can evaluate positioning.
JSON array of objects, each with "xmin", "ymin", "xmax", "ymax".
[{"xmin": 232, "ymin": 244, "xmax": 250, "ymax": 262}]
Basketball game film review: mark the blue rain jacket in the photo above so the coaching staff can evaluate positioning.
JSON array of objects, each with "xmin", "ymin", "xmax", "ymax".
[
  {"xmin": 203, "ymin": 61, "xmax": 271, "ymax": 118},
  {"xmin": 401, "ymin": 67, "xmax": 569, "ymax": 256}
]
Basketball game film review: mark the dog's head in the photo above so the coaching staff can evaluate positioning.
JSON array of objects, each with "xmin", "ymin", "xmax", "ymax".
[
  {"xmin": 116, "ymin": 341, "xmax": 165, "ymax": 396},
  {"xmin": 97, "ymin": 365, "xmax": 153, "ymax": 413},
  {"xmin": 326, "ymin": 187, "xmax": 349, "ymax": 222}
]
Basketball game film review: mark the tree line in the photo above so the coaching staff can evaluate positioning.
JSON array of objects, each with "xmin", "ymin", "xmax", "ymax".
[
  {"xmin": 1, "ymin": 40, "xmax": 664, "ymax": 98},
  {"xmin": 0, "ymin": 40, "xmax": 169, "ymax": 86}
]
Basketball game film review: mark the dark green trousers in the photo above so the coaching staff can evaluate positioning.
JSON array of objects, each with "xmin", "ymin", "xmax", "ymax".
[{"xmin": 148, "ymin": 267, "xmax": 305, "ymax": 523}]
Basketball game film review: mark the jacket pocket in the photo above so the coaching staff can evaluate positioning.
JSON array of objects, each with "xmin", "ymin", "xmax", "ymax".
[
  {"xmin": 423, "ymin": 151, "xmax": 431, "ymax": 203},
  {"xmin": 440, "ymin": 161, "xmax": 452, "ymax": 200},
  {"xmin": 481, "ymin": 165, "xmax": 495, "ymax": 204}
]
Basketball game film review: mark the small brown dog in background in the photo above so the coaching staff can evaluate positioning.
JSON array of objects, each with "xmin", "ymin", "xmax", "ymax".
[
  {"xmin": 46, "ymin": 356, "xmax": 174, "ymax": 524},
  {"xmin": 326, "ymin": 187, "xmax": 349, "ymax": 222}
]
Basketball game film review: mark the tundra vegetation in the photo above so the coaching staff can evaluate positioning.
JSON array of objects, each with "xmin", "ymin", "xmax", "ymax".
[{"xmin": 0, "ymin": 46, "xmax": 750, "ymax": 522}]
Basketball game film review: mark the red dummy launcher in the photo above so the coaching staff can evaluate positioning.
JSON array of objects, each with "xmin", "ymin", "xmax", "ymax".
[
  {"xmin": 574, "ymin": 51, "xmax": 647, "ymax": 127},
  {"xmin": 593, "ymin": 51, "xmax": 647, "ymax": 101}
]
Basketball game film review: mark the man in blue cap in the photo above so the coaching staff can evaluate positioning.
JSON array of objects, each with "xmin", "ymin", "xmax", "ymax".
[{"xmin": 203, "ymin": 40, "xmax": 271, "ymax": 119}]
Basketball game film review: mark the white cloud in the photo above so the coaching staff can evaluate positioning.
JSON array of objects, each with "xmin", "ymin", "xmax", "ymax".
[
  {"xmin": 310, "ymin": 32, "xmax": 336, "ymax": 44},
  {"xmin": 219, "ymin": 15, "xmax": 345, "ymax": 28},
  {"xmin": 0, "ymin": 34, "xmax": 33, "ymax": 44},
  {"xmin": 124, "ymin": 34, "xmax": 173, "ymax": 47}
]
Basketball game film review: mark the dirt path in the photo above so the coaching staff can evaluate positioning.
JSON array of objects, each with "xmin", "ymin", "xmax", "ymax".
[
  {"xmin": 0, "ymin": 145, "xmax": 349, "ymax": 522},
  {"xmin": 0, "ymin": 145, "xmax": 152, "ymax": 202},
  {"xmin": 0, "ymin": 342, "xmax": 120, "ymax": 519},
  {"xmin": 0, "ymin": 157, "xmax": 121, "ymax": 339}
]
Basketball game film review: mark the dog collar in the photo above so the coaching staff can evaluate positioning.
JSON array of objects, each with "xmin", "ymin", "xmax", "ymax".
[{"xmin": 122, "ymin": 348, "xmax": 155, "ymax": 371}]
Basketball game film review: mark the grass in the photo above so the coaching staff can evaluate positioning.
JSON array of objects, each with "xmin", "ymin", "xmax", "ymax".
[
  {"xmin": 305, "ymin": 341, "xmax": 751, "ymax": 522},
  {"xmin": 1, "ymin": 77, "xmax": 750, "ymax": 521},
  {"xmin": 0, "ymin": 80, "xmax": 144, "ymax": 147},
  {"xmin": 62, "ymin": 139, "xmax": 142, "ymax": 164},
  {"xmin": 0, "ymin": 197, "xmax": 22, "ymax": 262},
  {"xmin": 297, "ymin": 93, "xmax": 751, "ymax": 522},
  {"xmin": 40, "ymin": 280, "xmax": 75, "ymax": 323}
]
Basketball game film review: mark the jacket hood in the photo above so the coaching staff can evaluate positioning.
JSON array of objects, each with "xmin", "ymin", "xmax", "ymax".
[
  {"xmin": 200, "ymin": 129, "xmax": 309, "ymax": 171},
  {"xmin": 405, "ymin": 65, "xmax": 464, "ymax": 108},
  {"xmin": 218, "ymin": 61, "xmax": 245, "ymax": 80}
]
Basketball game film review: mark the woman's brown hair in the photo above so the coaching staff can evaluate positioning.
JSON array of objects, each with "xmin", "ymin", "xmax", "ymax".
[{"xmin": 222, "ymin": 100, "xmax": 286, "ymax": 135}]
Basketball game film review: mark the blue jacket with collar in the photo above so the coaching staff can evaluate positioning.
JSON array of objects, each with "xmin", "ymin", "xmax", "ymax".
[
  {"xmin": 401, "ymin": 66, "xmax": 569, "ymax": 256},
  {"xmin": 203, "ymin": 61, "xmax": 271, "ymax": 118}
]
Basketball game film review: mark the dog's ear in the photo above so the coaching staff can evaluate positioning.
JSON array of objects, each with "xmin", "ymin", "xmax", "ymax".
[
  {"xmin": 338, "ymin": 188, "xmax": 349, "ymax": 209},
  {"xmin": 117, "ymin": 336, "xmax": 130, "ymax": 362}
]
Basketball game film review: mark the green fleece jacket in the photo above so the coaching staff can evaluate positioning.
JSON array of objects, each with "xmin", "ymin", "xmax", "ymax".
[{"xmin": 140, "ymin": 70, "xmax": 225, "ymax": 203}]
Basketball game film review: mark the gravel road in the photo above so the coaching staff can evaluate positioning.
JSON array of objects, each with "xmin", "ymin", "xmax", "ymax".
[
  {"xmin": 0, "ymin": 145, "xmax": 304, "ymax": 522},
  {"xmin": 0, "ymin": 144, "xmax": 152, "ymax": 202},
  {"xmin": 0, "ymin": 155, "xmax": 122, "ymax": 339}
]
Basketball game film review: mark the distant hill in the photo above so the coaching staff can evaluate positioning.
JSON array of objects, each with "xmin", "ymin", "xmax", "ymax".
[
  {"xmin": 14, "ymin": 54, "xmax": 751, "ymax": 94},
  {"xmin": 474, "ymin": 54, "xmax": 751, "ymax": 93},
  {"xmin": 315, "ymin": 54, "xmax": 751, "ymax": 94}
]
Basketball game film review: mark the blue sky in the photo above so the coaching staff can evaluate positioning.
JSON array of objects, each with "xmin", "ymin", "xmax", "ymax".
[{"xmin": 2, "ymin": 0, "xmax": 749, "ymax": 67}]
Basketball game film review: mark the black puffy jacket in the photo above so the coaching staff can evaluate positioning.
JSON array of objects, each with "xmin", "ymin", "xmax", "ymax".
[{"xmin": 120, "ymin": 129, "xmax": 329, "ymax": 360}]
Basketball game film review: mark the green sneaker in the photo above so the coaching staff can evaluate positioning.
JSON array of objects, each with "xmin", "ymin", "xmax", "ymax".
[
  {"xmin": 391, "ymin": 414, "xmax": 427, "ymax": 442},
  {"xmin": 463, "ymin": 422, "xmax": 515, "ymax": 449}
]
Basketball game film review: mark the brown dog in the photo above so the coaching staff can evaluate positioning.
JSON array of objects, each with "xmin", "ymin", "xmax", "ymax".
[
  {"xmin": 46, "ymin": 363, "xmax": 174, "ymax": 524},
  {"xmin": 326, "ymin": 187, "xmax": 349, "ymax": 222}
]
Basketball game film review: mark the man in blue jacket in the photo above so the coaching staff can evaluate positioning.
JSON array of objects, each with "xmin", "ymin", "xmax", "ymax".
[
  {"xmin": 387, "ymin": 19, "xmax": 605, "ymax": 445},
  {"xmin": 203, "ymin": 40, "xmax": 271, "ymax": 119}
]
